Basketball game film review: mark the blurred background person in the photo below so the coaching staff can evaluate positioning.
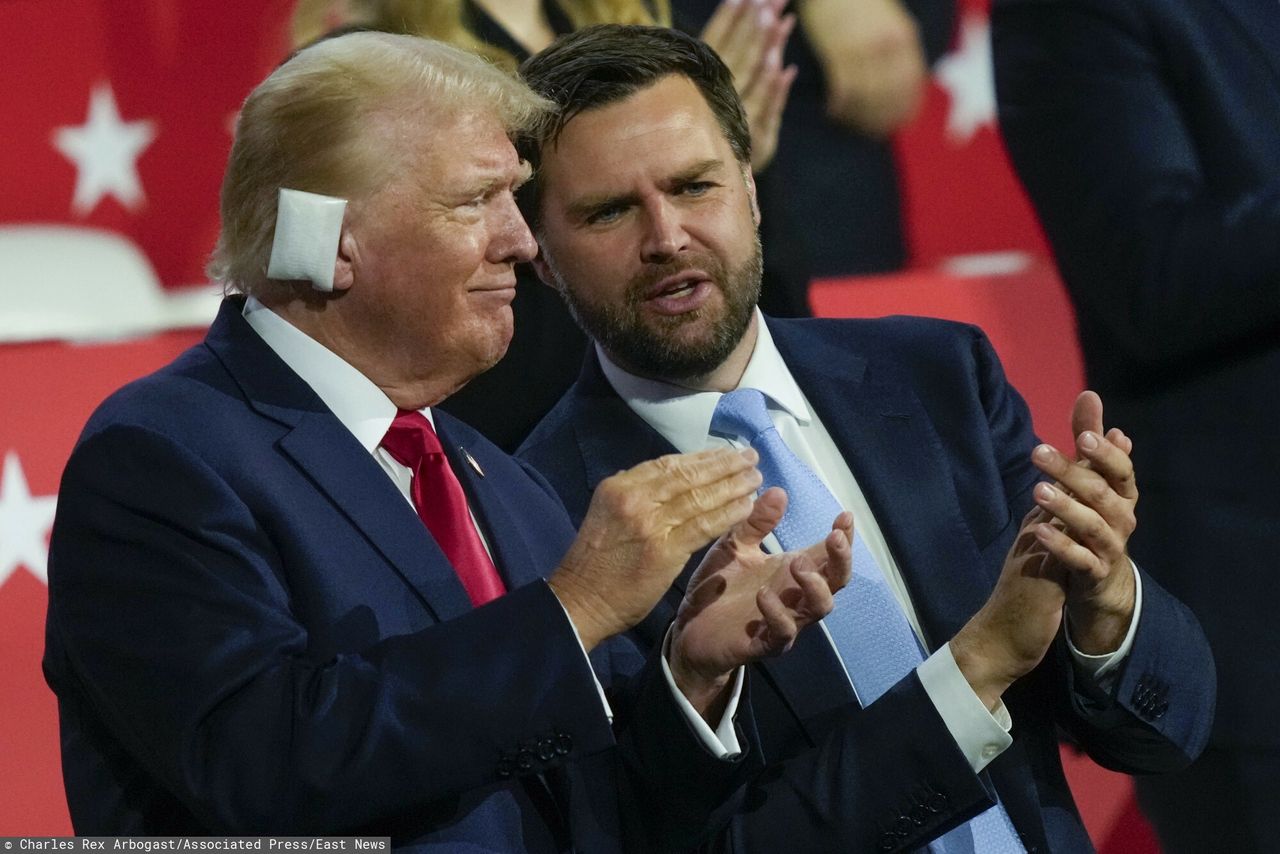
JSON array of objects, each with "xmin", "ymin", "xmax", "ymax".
[
  {"xmin": 292, "ymin": 0, "xmax": 801, "ymax": 451},
  {"xmin": 994, "ymin": 0, "xmax": 1280, "ymax": 850},
  {"xmin": 673, "ymin": 0, "xmax": 955, "ymax": 278}
]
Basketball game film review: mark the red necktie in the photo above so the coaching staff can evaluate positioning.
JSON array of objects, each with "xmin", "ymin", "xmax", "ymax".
[{"xmin": 380, "ymin": 410, "xmax": 507, "ymax": 607}]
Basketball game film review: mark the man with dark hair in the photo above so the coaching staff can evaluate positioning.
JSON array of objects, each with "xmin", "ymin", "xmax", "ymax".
[
  {"xmin": 516, "ymin": 24, "xmax": 1216, "ymax": 853},
  {"xmin": 44, "ymin": 31, "xmax": 851, "ymax": 850}
]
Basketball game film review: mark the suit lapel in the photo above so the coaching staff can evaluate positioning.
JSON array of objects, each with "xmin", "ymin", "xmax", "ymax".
[
  {"xmin": 572, "ymin": 354, "xmax": 680, "ymax": 496},
  {"xmin": 769, "ymin": 320, "xmax": 993, "ymax": 651},
  {"xmin": 436, "ymin": 416, "xmax": 546, "ymax": 592},
  {"xmin": 206, "ymin": 298, "xmax": 474, "ymax": 623}
]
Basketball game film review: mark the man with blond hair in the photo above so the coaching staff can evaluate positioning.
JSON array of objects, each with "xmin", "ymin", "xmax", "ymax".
[{"xmin": 45, "ymin": 32, "xmax": 850, "ymax": 850}]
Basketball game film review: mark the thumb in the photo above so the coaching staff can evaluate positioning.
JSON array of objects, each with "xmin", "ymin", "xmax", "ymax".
[
  {"xmin": 1071, "ymin": 390, "xmax": 1104, "ymax": 442},
  {"xmin": 728, "ymin": 486, "xmax": 787, "ymax": 551}
]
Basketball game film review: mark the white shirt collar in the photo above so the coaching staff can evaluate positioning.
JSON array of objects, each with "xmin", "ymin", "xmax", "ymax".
[
  {"xmin": 598, "ymin": 309, "xmax": 812, "ymax": 453},
  {"xmin": 242, "ymin": 296, "xmax": 430, "ymax": 452}
]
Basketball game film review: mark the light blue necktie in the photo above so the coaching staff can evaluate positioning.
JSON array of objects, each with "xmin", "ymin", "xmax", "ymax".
[{"xmin": 711, "ymin": 388, "xmax": 1024, "ymax": 854}]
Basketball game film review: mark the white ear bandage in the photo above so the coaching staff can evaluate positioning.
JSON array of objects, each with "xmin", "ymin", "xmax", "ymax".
[{"xmin": 266, "ymin": 188, "xmax": 348, "ymax": 292}]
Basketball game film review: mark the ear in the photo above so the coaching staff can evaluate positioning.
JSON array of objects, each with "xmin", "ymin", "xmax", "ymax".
[
  {"xmin": 331, "ymin": 228, "xmax": 357, "ymax": 292},
  {"xmin": 743, "ymin": 166, "xmax": 761, "ymax": 227}
]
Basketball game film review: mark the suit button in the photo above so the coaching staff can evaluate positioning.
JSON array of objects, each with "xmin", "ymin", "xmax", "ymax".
[
  {"xmin": 927, "ymin": 792, "xmax": 948, "ymax": 812},
  {"xmin": 893, "ymin": 816, "xmax": 914, "ymax": 836},
  {"xmin": 877, "ymin": 834, "xmax": 897, "ymax": 852},
  {"xmin": 555, "ymin": 732, "xmax": 573, "ymax": 755},
  {"xmin": 909, "ymin": 805, "xmax": 928, "ymax": 826},
  {"xmin": 497, "ymin": 759, "xmax": 514, "ymax": 779},
  {"xmin": 538, "ymin": 738, "xmax": 556, "ymax": 762},
  {"xmin": 517, "ymin": 749, "xmax": 535, "ymax": 771},
  {"xmin": 1154, "ymin": 700, "xmax": 1169, "ymax": 719}
]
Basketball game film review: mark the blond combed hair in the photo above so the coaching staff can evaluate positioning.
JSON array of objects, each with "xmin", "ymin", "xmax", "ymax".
[
  {"xmin": 292, "ymin": 0, "xmax": 672, "ymax": 70},
  {"xmin": 209, "ymin": 31, "xmax": 552, "ymax": 297}
]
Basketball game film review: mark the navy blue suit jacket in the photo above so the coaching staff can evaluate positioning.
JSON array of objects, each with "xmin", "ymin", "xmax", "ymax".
[
  {"xmin": 519, "ymin": 316, "xmax": 1215, "ymax": 853},
  {"xmin": 44, "ymin": 299, "xmax": 745, "ymax": 851},
  {"xmin": 994, "ymin": 0, "xmax": 1280, "ymax": 747}
]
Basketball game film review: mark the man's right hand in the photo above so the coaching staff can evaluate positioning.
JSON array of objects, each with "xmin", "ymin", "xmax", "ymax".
[
  {"xmin": 549, "ymin": 448, "xmax": 762, "ymax": 651},
  {"xmin": 669, "ymin": 487, "xmax": 853, "ymax": 720}
]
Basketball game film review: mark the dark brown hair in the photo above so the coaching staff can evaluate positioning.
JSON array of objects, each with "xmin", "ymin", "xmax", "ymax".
[{"xmin": 516, "ymin": 24, "xmax": 751, "ymax": 223}]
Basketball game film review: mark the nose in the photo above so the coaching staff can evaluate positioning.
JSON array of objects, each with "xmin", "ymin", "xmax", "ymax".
[
  {"xmin": 640, "ymin": 198, "xmax": 689, "ymax": 263},
  {"xmin": 488, "ymin": 194, "xmax": 538, "ymax": 264}
]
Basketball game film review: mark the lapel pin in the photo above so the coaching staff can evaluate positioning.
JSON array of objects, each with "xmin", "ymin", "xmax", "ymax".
[{"xmin": 462, "ymin": 447, "xmax": 485, "ymax": 478}]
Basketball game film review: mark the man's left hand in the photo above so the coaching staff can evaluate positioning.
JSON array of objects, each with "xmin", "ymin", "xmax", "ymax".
[{"xmin": 1029, "ymin": 390, "xmax": 1139, "ymax": 654}]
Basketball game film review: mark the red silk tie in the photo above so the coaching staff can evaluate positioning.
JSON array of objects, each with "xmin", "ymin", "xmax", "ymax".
[{"xmin": 380, "ymin": 410, "xmax": 507, "ymax": 607}]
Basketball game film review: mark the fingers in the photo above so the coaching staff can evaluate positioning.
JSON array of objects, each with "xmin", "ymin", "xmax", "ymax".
[
  {"xmin": 662, "ymin": 456, "xmax": 763, "ymax": 542},
  {"xmin": 793, "ymin": 509, "xmax": 852, "ymax": 573},
  {"xmin": 1107, "ymin": 426, "xmax": 1133, "ymax": 455},
  {"xmin": 822, "ymin": 512, "xmax": 854, "ymax": 591},
  {"xmin": 1033, "ymin": 435, "xmax": 1138, "ymax": 510},
  {"xmin": 1033, "ymin": 440, "xmax": 1137, "ymax": 532},
  {"xmin": 791, "ymin": 555, "xmax": 836, "ymax": 619},
  {"xmin": 699, "ymin": 0, "xmax": 736, "ymax": 51},
  {"xmin": 1032, "ymin": 521, "xmax": 1110, "ymax": 587},
  {"xmin": 1075, "ymin": 430, "xmax": 1138, "ymax": 500},
  {"xmin": 726, "ymin": 486, "xmax": 788, "ymax": 552},
  {"xmin": 702, "ymin": 0, "xmax": 773, "ymax": 86},
  {"xmin": 746, "ymin": 57, "xmax": 797, "ymax": 171},
  {"xmin": 756, "ymin": 570, "xmax": 800, "ymax": 654},
  {"xmin": 1031, "ymin": 480, "xmax": 1128, "ymax": 570},
  {"xmin": 619, "ymin": 447, "xmax": 757, "ymax": 503}
]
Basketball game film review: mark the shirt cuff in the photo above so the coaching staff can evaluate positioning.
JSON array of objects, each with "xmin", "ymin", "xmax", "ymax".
[
  {"xmin": 660, "ymin": 627, "xmax": 745, "ymax": 759},
  {"xmin": 919, "ymin": 644, "xmax": 1013, "ymax": 773},
  {"xmin": 1065, "ymin": 558, "xmax": 1144, "ymax": 684},
  {"xmin": 548, "ymin": 582, "xmax": 614, "ymax": 723}
]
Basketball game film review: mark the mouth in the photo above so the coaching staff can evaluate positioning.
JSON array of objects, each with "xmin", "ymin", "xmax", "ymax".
[
  {"xmin": 644, "ymin": 270, "xmax": 710, "ymax": 301},
  {"xmin": 641, "ymin": 271, "xmax": 715, "ymax": 316},
  {"xmin": 469, "ymin": 280, "xmax": 518, "ymax": 300}
]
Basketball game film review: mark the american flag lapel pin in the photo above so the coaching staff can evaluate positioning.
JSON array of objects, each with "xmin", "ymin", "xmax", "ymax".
[{"xmin": 461, "ymin": 447, "xmax": 484, "ymax": 478}]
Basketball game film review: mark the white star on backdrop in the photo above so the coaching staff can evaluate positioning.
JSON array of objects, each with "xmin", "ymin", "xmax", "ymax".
[
  {"xmin": 934, "ymin": 12, "xmax": 996, "ymax": 144},
  {"xmin": 52, "ymin": 82, "xmax": 158, "ymax": 217},
  {"xmin": 0, "ymin": 451, "xmax": 58, "ymax": 587}
]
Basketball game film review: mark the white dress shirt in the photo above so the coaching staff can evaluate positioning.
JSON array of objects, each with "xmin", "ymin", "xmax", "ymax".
[
  {"xmin": 599, "ymin": 309, "xmax": 1143, "ymax": 772},
  {"xmin": 242, "ymin": 297, "xmax": 746, "ymax": 755}
]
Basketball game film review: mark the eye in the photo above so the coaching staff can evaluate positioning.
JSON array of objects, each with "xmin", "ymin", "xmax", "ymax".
[
  {"xmin": 677, "ymin": 181, "xmax": 715, "ymax": 197},
  {"xmin": 585, "ymin": 204, "xmax": 626, "ymax": 226}
]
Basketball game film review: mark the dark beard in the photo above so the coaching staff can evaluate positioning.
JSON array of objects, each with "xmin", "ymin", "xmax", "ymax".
[{"xmin": 555, "ymin": 238, "xmax": 763, "ymax": 382}]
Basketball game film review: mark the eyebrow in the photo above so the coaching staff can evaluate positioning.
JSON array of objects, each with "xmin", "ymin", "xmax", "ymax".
[
  {"xmin": 514, "ymin": 159, "xmax": 534, "ymax": 191},
  {"xmin": 564, "ymin": 158, "xmax": 726, "ymax": 222},
  {"xmin": 457, "ymin": 161, "xmax": 535, "ymax": 200}
]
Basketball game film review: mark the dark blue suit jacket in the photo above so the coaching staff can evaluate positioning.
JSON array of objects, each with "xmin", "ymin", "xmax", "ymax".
[
  {"xmin": 519, "ymin": 316, "xmax": 1215, "ymax": 853},
  {"xmin": 994, "ymin": 0, "xmax": 1280, "ymax": 748},
  {"xmin": 43, "ymin": 299, "xmax": 744, "ymax": 851}
]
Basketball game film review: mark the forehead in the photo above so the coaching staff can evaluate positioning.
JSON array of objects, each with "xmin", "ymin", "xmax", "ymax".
[
  {"xmin": 539, "ymin": 76, "xmax": 734, "ymax": 195},
  {"xmin": 394, "ymin": 107, "xmax": 525, "ymax": 192}
]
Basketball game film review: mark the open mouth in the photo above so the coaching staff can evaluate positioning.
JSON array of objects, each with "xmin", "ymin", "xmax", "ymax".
[
  {"xmin": 643, "ymin": 272, "xmax": 714, "ymax": 315},
  {"xmin": 646, "ymin": 270, "xmax": 708, "ymax": 300}
]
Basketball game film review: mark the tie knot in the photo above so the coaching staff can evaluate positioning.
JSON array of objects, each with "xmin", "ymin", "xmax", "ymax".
[
  {"xmin": 381, "ymin": 409, "xmax": 444, "ymax": 470},
  {"xmin": 712, "ymin": 388, "xmax": 774, "ymax": 441}
]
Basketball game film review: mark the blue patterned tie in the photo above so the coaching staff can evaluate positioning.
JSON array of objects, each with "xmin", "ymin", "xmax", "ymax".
[{"xmin": 711, "ymin": 389, "xmax": 1024, "ymax": 853}]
